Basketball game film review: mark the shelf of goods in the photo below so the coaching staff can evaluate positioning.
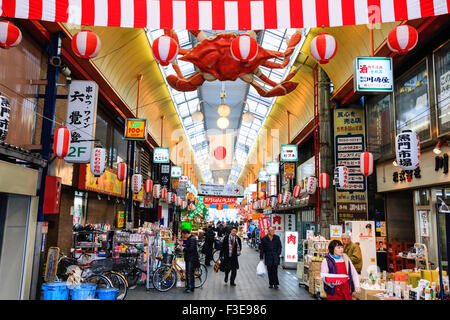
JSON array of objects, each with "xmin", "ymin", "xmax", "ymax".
[{"xmin": 299, "ymin": 239, "xmax": 329, "ymax": 297}]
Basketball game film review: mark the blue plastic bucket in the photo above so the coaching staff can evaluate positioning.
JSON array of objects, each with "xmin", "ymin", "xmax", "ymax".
[
  {"xmin": 96, "ymin": 288, "xmax": 119, "ymax": 300},
  {"xmin": 71, "ymin": 283, "xmax": 97, "ymax": 300},
  {"xmin": 41, "ymin": 282, "xmax": 69, "ymax": 300}
]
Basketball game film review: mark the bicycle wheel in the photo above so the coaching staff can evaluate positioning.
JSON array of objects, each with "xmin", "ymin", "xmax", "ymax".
[
  {"xmin": 85, "ymin": 274, "xmax": 112, "ymax": 289},
  {"xmin": 126, "ymin": 268, "xmax": 142, "ymax": 288},
  {"xmin": 194, "ymin": 264, "xmax": 208, "ymax": 288},
  {"xmin": 152, "ymin": 266, "xmax": 177, "ymax": 292},
  {"xmin": 213, "ymin": 249, "xmax": 221, "ymax": 263},
  {"xmin": 105, "ymin": 272, "xmax": 128, "ymax": 300}
]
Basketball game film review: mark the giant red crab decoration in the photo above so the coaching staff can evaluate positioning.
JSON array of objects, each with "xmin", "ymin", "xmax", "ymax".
[{"xmin": 153, "ymin": 29, "xmax": 302, "ymax": 98}]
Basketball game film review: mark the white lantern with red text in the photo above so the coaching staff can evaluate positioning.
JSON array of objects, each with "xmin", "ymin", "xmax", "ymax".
[
  {"xmin": 53, "ymin": 127, "xmax": 71, "ymax": 159},
  {"xmin": 132, "ymin": 174, "xmax": 142, "ymax": 194},
  {"xmin": 334, "ymin": 166, "xmax": 349, "ymax": 189},
  {"xmin": 161, "ymin": 187, "xmax": 167, "ymax": 201},
  {"xmin": 283, "ymin": 192, "xmax": 291, "ymax": 204},
  {"xmin": 259, "ymin": 199, "xmax": 264, "ymax": 209},
  {"xmin": 293, "ymin": 185, "xmax": 301, "ymax": 198},
  {"xmin": 319, "ymin": 173, "xmax": 329, "ymax": 189},
  {"xmin": 265, "ymin": 198, "xmax": 271, "ymax": 208},
  {"xmin": 0, "ymin": 21, "xmax": 22, "ymax": 48},
  {"xmin": 145, "ymin": 179, "xmax": 153, "ymax": 193},
  {"xmin": 167, "ymin": 192, "xmax": 173, "ymax": 204},
  {"xmin": 152, "ymin": 35, "xmax": 179, "ymax": 66},
  {"xmin": 270, "ymin": 197, "xmax": 277, "ymax": 208},
  {"xmin": 395, "ymin": 130, "xmax": 420, "ymax": 171},
  {"xmin": 360, "ymin": 151, "xmax": 374, "ymax": 177},
  {"xmin": 230, "ymin": 34, "xmax": 258, "ymax": 62},
  {"xmin": 153, "ymin": 184, "xmax": 161, "ymax": 199},
  {"xmin": 387, "ymin": 25, "xmax": 418, "ymax": 54},
  {"xmin": 72, "ymin": 30, "xmax": 101, "ymax": 59},
  {"xmin": 117, "ymin": 162, "xmax": 127, "ymax": 182},
  {"xmin": 90, "ymin": 147, "xmax": 106, "ymax": 177},
  {"xmin": 310, "ymin": 33, "xmax": 337, "ymax": 64},
  {"xmin": 306, "ymin": 177, "xmax": 317, "ymax": 195}
]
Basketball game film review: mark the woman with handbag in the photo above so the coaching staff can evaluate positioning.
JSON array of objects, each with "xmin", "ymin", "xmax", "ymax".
[{"xmin": 220, "ymin": 226, "xmax": 242, "ymax": 286}]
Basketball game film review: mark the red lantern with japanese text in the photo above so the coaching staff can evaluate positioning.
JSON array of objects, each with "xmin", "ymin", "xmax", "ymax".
[
  {"xmin": 306, "ymin": 177, "xmax": 317, "ymax": 195},
  {"xmin": 360, "ymin": 151, "xmax": 374, "ymax": 177},
  {"xmin": 117, "ymin": 162, "xmax": 127, "ymax": 182},
  {"xmin": 230, "ymin": 34, "xmax": 259, "ymax": 62},
  {"xmin": 310, "ymin": 33, "xmax": 337, "ymax": 64},
  {"xmin": 53, "ymin": 126, "xmax": 70, "ymax": 159},
  {"xmin": 90, "ymin": 147, "xmax": 106, "ymax": 177},
  {"xmin": 0, "ymin": 21, "xmax": 22, "ymax": 48},
  {"xmin": 132, "ymin": 174, "xmax": 142, "ymax": 194},
  {"xmin": 387, "ymin": 25, "xmax": 418, "ymax": 54},
  {"xmin": 72, "ymin": 30, "xmax": 101, "ymax": 59},
  {"xmin": 152, "ymin": 35, "xmax": 179, "ymax": 66},
  {"xmin": 172, "ymin": 193, "xmax": 177, "ymax": 204},
  {"xmin": 319, "ymin": 172, "xmax": 329, "ymax": 189}
]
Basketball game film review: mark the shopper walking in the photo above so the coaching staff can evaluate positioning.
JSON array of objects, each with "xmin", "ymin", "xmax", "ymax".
[
  {"xmin": 220, "ymin": 226, "xmax": 242, "ymax": 286},
  {"xmin": 202, "ymin": 223, "xmax": 215, "ymax": 266},
  {"xmin": 259, "ymin": 227, "xmax": 282, "ymax": 289},
  {"xmin": 180, "ymin": 229, "xmax": 199, "ymax": 293},
  {"xmin": 321, "ymin": 239, "xmax": 361, "ymax": 300},
  {"xmin": 341, "ymin": 233, "xmax": 363, "ymax": 273}
]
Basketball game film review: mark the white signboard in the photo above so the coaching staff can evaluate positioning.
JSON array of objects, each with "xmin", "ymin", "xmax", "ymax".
[
  {"xmin": 179, "ymin": 175, "xmax": 188, "ymax": 183},
  {"xmin": 154, "ymin": 147, "xmax": 170, "ymax": 163},
  {"xmin": 330, "ymin": 225, "xmax": 343, "ymax": 238},
  {"xmin": 171, "ymin": 166, "xmax": 182, "ymax": 178},
  {"xmin": 281, "ymin": 145, "xmax": 298, "ymax": 162},
  {"xmin": 345, "ymin": 221, "xmax": 377, "ymax": 278},
  {"xmin": 285, "ymin": 231, "xmax": 299, "ymax": 263},
  {"xmin": 271, "ymin": 214, "xmax": 284, "ymax": 231},
  {"xmin": 354, "ymin": 57, "xmax": 393, "ymax": 93},
  {"xmin": 199, "ymin": 183, "xmax": 244, "ymax": 197},
  {"xmin": 258, "ymin": 170, "xmax": 269, "ymax": 181},
  {"xmin": 65, "ymin": 81, "xmax": 98, "ymax": 163},
  {"xmin": 266, "ymin": 162, "xmax": 279, "ymax": 175}
]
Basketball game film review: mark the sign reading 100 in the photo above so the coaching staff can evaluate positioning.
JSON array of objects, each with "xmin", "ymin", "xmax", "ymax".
[{"xmin": 124, "ymin": 118, "xmax": 147, "ymax": 140}]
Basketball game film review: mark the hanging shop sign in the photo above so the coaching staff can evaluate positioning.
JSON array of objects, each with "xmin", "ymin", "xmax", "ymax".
[
  {"xmin": 281, "ymin": 145, "xmax": 298, "ymax": 162},
  {"xmin": 330, "ymin": 225, "xmax": 343, "ymax": 241},
  {"xmin": 258, "ymin": 170, "xmax": 269, "ymax": 181},
  {"xmin": 354, "ymin": 57, "xmax": 393, "ymax": 93},
  {"xmin": 266, "ymin": 162, "xmax": 279, "ymax": 175},
  {"xmin": 258, "ymin": 216, "xmax": 270, "ymax": 239},
  {"xmin": 0, "ymin": 94, "xmax": 11, "ymax": 142},
  {"xmin": 117, "ymin": 210, "xmax": 126, "ymax": 228},
  {"xmin": 284, "ymin": 162, "xmax": 295, "ymax": 180},
  {"xmin": 285, "ymin": 214, "xmax": 295, "ymax": 232},
  {"xmin": 153, "ymin": 147, "xmax": 170, "ymax": 163},
  {"xmin": 334, "ymin": 108, "xmax": 368, "ymax": 223},
  {"xmin": 203, "ymin": 197, "xmax": 236, "ymax": 205},
  {"xmin": 199, "ymin": 182, "xmax": 243, "ymax": 197},
  {"xmin": 171, "ymin": 166, "xmax": 182, "ymax": 178},
  {"xmin": 65, "ymin": 81, "xmax": 98, "ymax": 163},
  {"xmin": 284, "ymin": 231, "xmax": 298, "ymax": 263},
  {"xmin": 80, "ymin": 164, "xmax": 124, "ymax": 197},
  {"xmin": 395, "ymin": 131, "xmax": 420, "ymax": 171},
  {"xmin": 271, "ymin": 214, "xmax": 284, "ymax": 231},
  {"xmin": 124, "ymin": 118, "xmax": 147, "ymax": 140}
]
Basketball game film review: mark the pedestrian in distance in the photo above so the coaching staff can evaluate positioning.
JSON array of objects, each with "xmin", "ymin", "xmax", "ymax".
[
  {"xmin": 202, "ymin": 222, "xmax": 215, "ymax": 266},
  {"xmin": 259, "ymin": 227, "xmax": 282, "ymax": 289},
  {"xmin": 342, "ymin": 233, "xmax": 363, "ymax": 273},
  {"xmin": 179, "ymin": 229, "xmax": 200, "ymax": 293},
  {"xmin": 220, "ymin": 226, "xmax": 242, "ymax": 286},
  {"xmin": 321, "ymin": 239, "xmax": 361, "ymax": 300}
]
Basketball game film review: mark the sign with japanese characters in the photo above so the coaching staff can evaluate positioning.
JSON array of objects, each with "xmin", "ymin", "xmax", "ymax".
[
  {"xmin": 65, "ymin": 81, "xmax": 98, "ymax": 163},
  {"xmin": 284, "ymin": 163, "xmax": 295, "ymax": 180},
  {"xmin": 334, "ymin": 108, "xmax": 367, "ymax": 223},
  {"xmin": 171, "ymin": 166, "xmax": 182, "ymax": 178},
  {"xmin": 0, "ymin": 94, "xmax": 10, "ymax": 142},
  {"xmin": 354, "ymin": 57, "xmax": 393, "ymax": 93},
  {"xmin": 266, "ymin": 162, "xmax": 279, "ymax": 175},
  {"xmin": 203, "ymin": 197, "xmax": 236, "ymax": 205},
  {"xmin": 280, "ymin": 145, "xmax": 298, "ymax": 162},
  {"xmin": 271, "ymin": 214, "xmax": 284, "ymax": 231},
  {"xmin": 258, "ymin": 170, "xmax": 269, "ymax": 181},
  {"xmin": 285, "ymin": 214, "xmax": 295, "ymax": 231},
  {"xmin": 284, "ymin": 231, "xmax": 298, "ymax": 263},
  {"xmin": 124, "ymin": 118, "xmax": 147, "ymax": 140},
  {"xmin": 258, "ymin": 216, "xmax": 270, "ymax": 239},
  {"xmin": 153, "ymin": 147, "xmax": 170, "ymax": 163}
]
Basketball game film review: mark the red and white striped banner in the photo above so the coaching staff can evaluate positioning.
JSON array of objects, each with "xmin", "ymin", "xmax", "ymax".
[{"xmin": 1, "ymin": 0, "xmax": 448, "ymax": 30}]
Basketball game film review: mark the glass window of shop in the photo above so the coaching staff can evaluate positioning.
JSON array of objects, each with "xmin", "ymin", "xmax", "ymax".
[
  {"xmin": 367, "ymin": 94, "xmax": 393, "ymax": 160},
  {"xmin": 434, "ymin": 41, "xmax": 450, "ymax": 135},
  {"xmin": 395, "ymin": 60, "xmax": 431, "ymax": 141}
]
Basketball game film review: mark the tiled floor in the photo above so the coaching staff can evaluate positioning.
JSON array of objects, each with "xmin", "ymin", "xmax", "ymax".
[{"xmin": 126, "ymin": 243, "xmax": 314, "ymax": 300}]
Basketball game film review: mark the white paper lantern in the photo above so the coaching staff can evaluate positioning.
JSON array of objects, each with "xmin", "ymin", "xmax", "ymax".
[
  {"xmin": 265, "ymin": 198, "xmax": 271, "ymax": 208},
  {"xmin": 0, "ymin": 94, "xmax": 11, "ymax": 142},
  {"xmin": 153, "ymin": 184, "xmax": 161, "ymax": 198},
  {"xmin": 145, "ymin": 179, "xmax": 153, "ymax": 193},
  {"xmin": 167, "ymin": 192, "xmax": 173, "ymax": 204},
  {"xmin": 334, "ymin": 166, "xmax": 349, "ymax": 189},
  {"xmin": 306, "ymin": 177, "xmax": 317, "ymax": 195},
  {"xmin": 395, "ymin": 131, "xmax": 420, "ymax": 171},
  {"xmin": 319, "ymin": 173, "xmax": 329, "ymax": 189},
  {"xmin": 270, "ymin": 197, "xmax": 277, "ymax": 208},
  {"xmin": 90, "ymin": 147, "xmax": 106, "ymax": 177},
  {"xmin": 283, "ymin": 192, "xmax": 291, "ymax": 204},
  {"xmin": 293, "ymin": 185, "xmax": 301, "ymax": 198},
  {"xmin": 132, "ymin": 174, "xmax": 142, "ymax": 194},
  {"xmin": 360, "ymin": 151, "xmax": 374, "ymax": 177},
  {"xmin": 117, "ymin": 162, "xmax": 127, "ymax": 182}
]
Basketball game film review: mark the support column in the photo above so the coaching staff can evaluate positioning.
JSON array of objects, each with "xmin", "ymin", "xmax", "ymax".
[{"xmin": 318, "ymin": 67, "xmax": 335, "ymax": 238}]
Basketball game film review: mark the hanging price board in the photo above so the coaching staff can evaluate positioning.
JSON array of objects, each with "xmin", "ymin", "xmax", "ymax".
[{"xmin": 124, "ymin": 118, "xmax": 147, "ymax": 140}]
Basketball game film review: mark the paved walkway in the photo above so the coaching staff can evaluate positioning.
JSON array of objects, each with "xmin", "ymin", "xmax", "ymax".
[{"xmin": 126, "ymin": 243, "xmax": 314, "ymax": 300}]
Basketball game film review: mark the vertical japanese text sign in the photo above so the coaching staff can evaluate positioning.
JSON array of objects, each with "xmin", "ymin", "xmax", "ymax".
[{"xmin": 65, "ymin": 81, "xmax": 98, "ymax": 163}]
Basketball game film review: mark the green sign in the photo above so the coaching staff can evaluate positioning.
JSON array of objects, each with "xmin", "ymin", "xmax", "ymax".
[{"xmin": 181, "ymin": 221, "xmax": 192, "ymax": 232}]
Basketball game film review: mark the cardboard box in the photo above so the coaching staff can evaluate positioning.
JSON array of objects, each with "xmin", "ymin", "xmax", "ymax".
[
  {"xmin": 367, "ymin": 293, "xmax": 402, "ymax": 300},
  {"xmin": 359, "ymin": 287, "xmax": 385, "ymax": 300}
]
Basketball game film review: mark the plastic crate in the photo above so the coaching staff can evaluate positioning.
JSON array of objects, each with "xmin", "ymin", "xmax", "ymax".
[{"xmin": 403, "ymin": 242, "xmax": 414, "ymax": 251}]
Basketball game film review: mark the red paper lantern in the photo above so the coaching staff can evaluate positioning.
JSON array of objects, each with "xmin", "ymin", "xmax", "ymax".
[
  {"xmin": 145, "ymin": 179, "xmax": 153, "ymax": 193},
  {"xmin": 90, "ymin": 147, "xmax": 106, "ymax": 177},
  {"xmin": 117, "ymin": 162, "xmax": 127, "ymax": 182},
  {"xmin": 265, "ymin": 198, "xmax": 270, "ymax": 208},
  {"xmin": 172, "ymin": 193, "xmax": 177, "ymax": 204},
  {"xmin": 161, "ymin": 187, "xmax": 167, "ymax": 200},
  {"xmin": 387, "ymin": 25, "xmax": 418, "ymax": 54},
  {"xmin": 310, "ymin": 33, "xmax": 337, "ymax": 64},
  {"xmin": 319, "ymin": 173, "xmax": 329, "ymax": 189},
  {"xmin": 293, "ymin": 185, "xmax": 301, "ymax": 198},
  {"xmin": 360, "ymin": 151, "xmax": 374, "ymax": 177},
  {"xmin": 132, "ymin": 174, "xmax": 143, "ymax": 194},
  {"xmin": 53, "ymin": 126, "xmax": 70, "ymax": 159},
  {"xmin": 213, "ymin": 146, "xmax": 227, "ymax": 160},
  {"xmin": 230, "ymin": 34, "xmax": 258, "ymax": 62},
  {"xmin": 0, "ymin": 21, "xmax": 22, "ymax": 48},
  {"xmin": 72, "ymin": 30, "xmax": 101, "ymax": 59},
  {"xmin": 278, "ymin": 194, "xmax": 283, "ymax": 204},
  {"xmin": 152, "ymin": 35, "xmax": 179, "ymax": 66}
]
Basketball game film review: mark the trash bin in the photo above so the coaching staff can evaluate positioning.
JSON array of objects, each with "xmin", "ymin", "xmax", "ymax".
[
  {"xmin": 96, "ymin": 288, "xmax": 119, "ymax": 300},
  {"xmin": 41, "ymin": 282, "xmax": 69, "ymax": 300},
  {"xmin": 71, "ymin": 283, "xmax": 97, "ymax": 300}
]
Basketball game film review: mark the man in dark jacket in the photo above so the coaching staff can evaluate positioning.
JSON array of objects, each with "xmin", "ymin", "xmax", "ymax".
[
  {"xmin": 220, "ymin": 226, "xmax": 242, "ymax": 286},
  {"xmin": 260, "ymin": 227, "xmax": 282, "ymax": 289},
  {"xmin": 180, "ymin": 229, "xmax": 199, "ymax": 293},
  {"xmin": 202, "ymin": 223, "xmax": 215, "ymax": 266}
]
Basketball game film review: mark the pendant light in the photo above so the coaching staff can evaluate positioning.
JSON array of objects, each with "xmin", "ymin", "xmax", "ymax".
[
  {"xmin": 192, "ymin": 100, "xmax": 204, "ymax": 123},
  {"xmin": 242, "ymin": 101, "xmax": 254, "ymax": 123},
  {"xmin": 217, "ymin": 116, "xmax": 229, "ymax": 130}
]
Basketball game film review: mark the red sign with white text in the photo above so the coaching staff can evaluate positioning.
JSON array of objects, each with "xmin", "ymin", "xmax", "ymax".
[
  {"xmin": 203, "ymin": 197, "xmax": 237, "ymax": 205},
  {"xmin": 259, "ymin": 216, "xmax": 271, "ymax": 238}
]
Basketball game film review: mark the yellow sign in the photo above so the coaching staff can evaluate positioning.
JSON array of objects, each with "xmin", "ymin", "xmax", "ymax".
[
  {"xmin": 85, "ymin": 164, "xmax": 124, "ymax": 197},
  {"xmin": 133, "ymin": 187, "xmax": 145, "ymax": 202},
  {"xmin": 124, "ymin": 118, "xmax": 147, "ymax": 140},
  {"xmin": 117, "ymin": 210, "xmax": 125, "ymax": 228}
]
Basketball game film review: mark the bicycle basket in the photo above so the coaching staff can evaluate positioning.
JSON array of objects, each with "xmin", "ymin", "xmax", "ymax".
[
  {"xmin": 111, "ymin": 257, "xmax": 133, "ymax": 271},
  {"xmin": 162, "ymin": 253, "xmax": 174, "ymax": 265},
  {"xmin": 89, "ymin": 258, "xmax": 113, "ymax": 273}
]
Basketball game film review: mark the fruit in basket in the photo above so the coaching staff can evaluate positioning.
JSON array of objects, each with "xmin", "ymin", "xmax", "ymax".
[{"xmin": 321, "ymin": 273, "xmax": 348, "ymax": 285}]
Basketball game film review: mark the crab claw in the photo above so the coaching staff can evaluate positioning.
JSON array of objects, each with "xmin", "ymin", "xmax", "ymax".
[
  {"xmin": 252, "ymin": 80, "xmax": 299, "ymax": 98},
  {"xmin": 166, "ymin": 72, "xmax": 205, "ymax": 92}
]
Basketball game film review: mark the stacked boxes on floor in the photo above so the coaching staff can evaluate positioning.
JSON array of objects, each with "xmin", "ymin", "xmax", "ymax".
[
  {"xmin": 387, "ymin": 242, "xmax": 415, "ymax": 272},
  {"xmin": 308, "ymin": 260, "xmax": 322, "ymax": 295}
]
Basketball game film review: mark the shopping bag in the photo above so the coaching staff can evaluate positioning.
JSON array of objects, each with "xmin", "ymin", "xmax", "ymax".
[
  {"xmin": 256, "ymin": 261, "xmax": 267, "ymax": 277},
  {"xmin": 214, "ymin": 260, "xmax": 220, "ymax": 273}
]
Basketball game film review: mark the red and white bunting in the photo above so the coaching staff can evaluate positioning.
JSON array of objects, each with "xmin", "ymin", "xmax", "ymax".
[
  {"xmin": 306, "ymin": 177, "xmax": 317, "ymax": 195},
  {"xmin": 72, "ymin": 30, "xmax": 101, "ymax": 59},
  {"xmin": 387, "ymin": 25, "xmax": 419, "ymax": 54},
  {"xmin": 152, "ymin": 35, "xmax": 179, "ymax": 66},
  {"xmin": 360, "ymin": 151, "xmax": 374, "ymax": 177},
  {"xmin": 310, "ymin": 33, "xmax": 337, "ymax": 64},
  {"xmin": 293, "ymin": 185, "xmax": 301, "ymax": 198},
  {"xmin": 132, "ymin": 174, "xmax": 142, "ymax": 194},
  {"xmin": 145, "ymin": 179, "xmax": 153, "ymax": 193},
  {"xmin": 53, "ymin": 126, "xmax": 70, "ymax": 159},
  {"xmin": 319, "ymin": 172, "xmax": 329, "ymax": 189},
  {"xmin": 153, "ymin": 184, "xmax": 161, "ymax": 199},
  {"xmin": 90, "ymin": 147, "xmax": 106, "ymax": 177},
  {"xmin": 0, "ymin": 21, "xmax": 22, "ymax": 48},
  {"xmin": 161, "ymin": 187, "xmax": 167, "ymax": 200},
  {"xmin": 230, "ymin": 34, "xmax": 258, "ymax": 62},
  {"xmin": 117, "ymin": 162, "xmax": 127, "ymax": 182},
  {"xmin": 3, "ymin": 1, "xmax": 448, "ymax": 30}
]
